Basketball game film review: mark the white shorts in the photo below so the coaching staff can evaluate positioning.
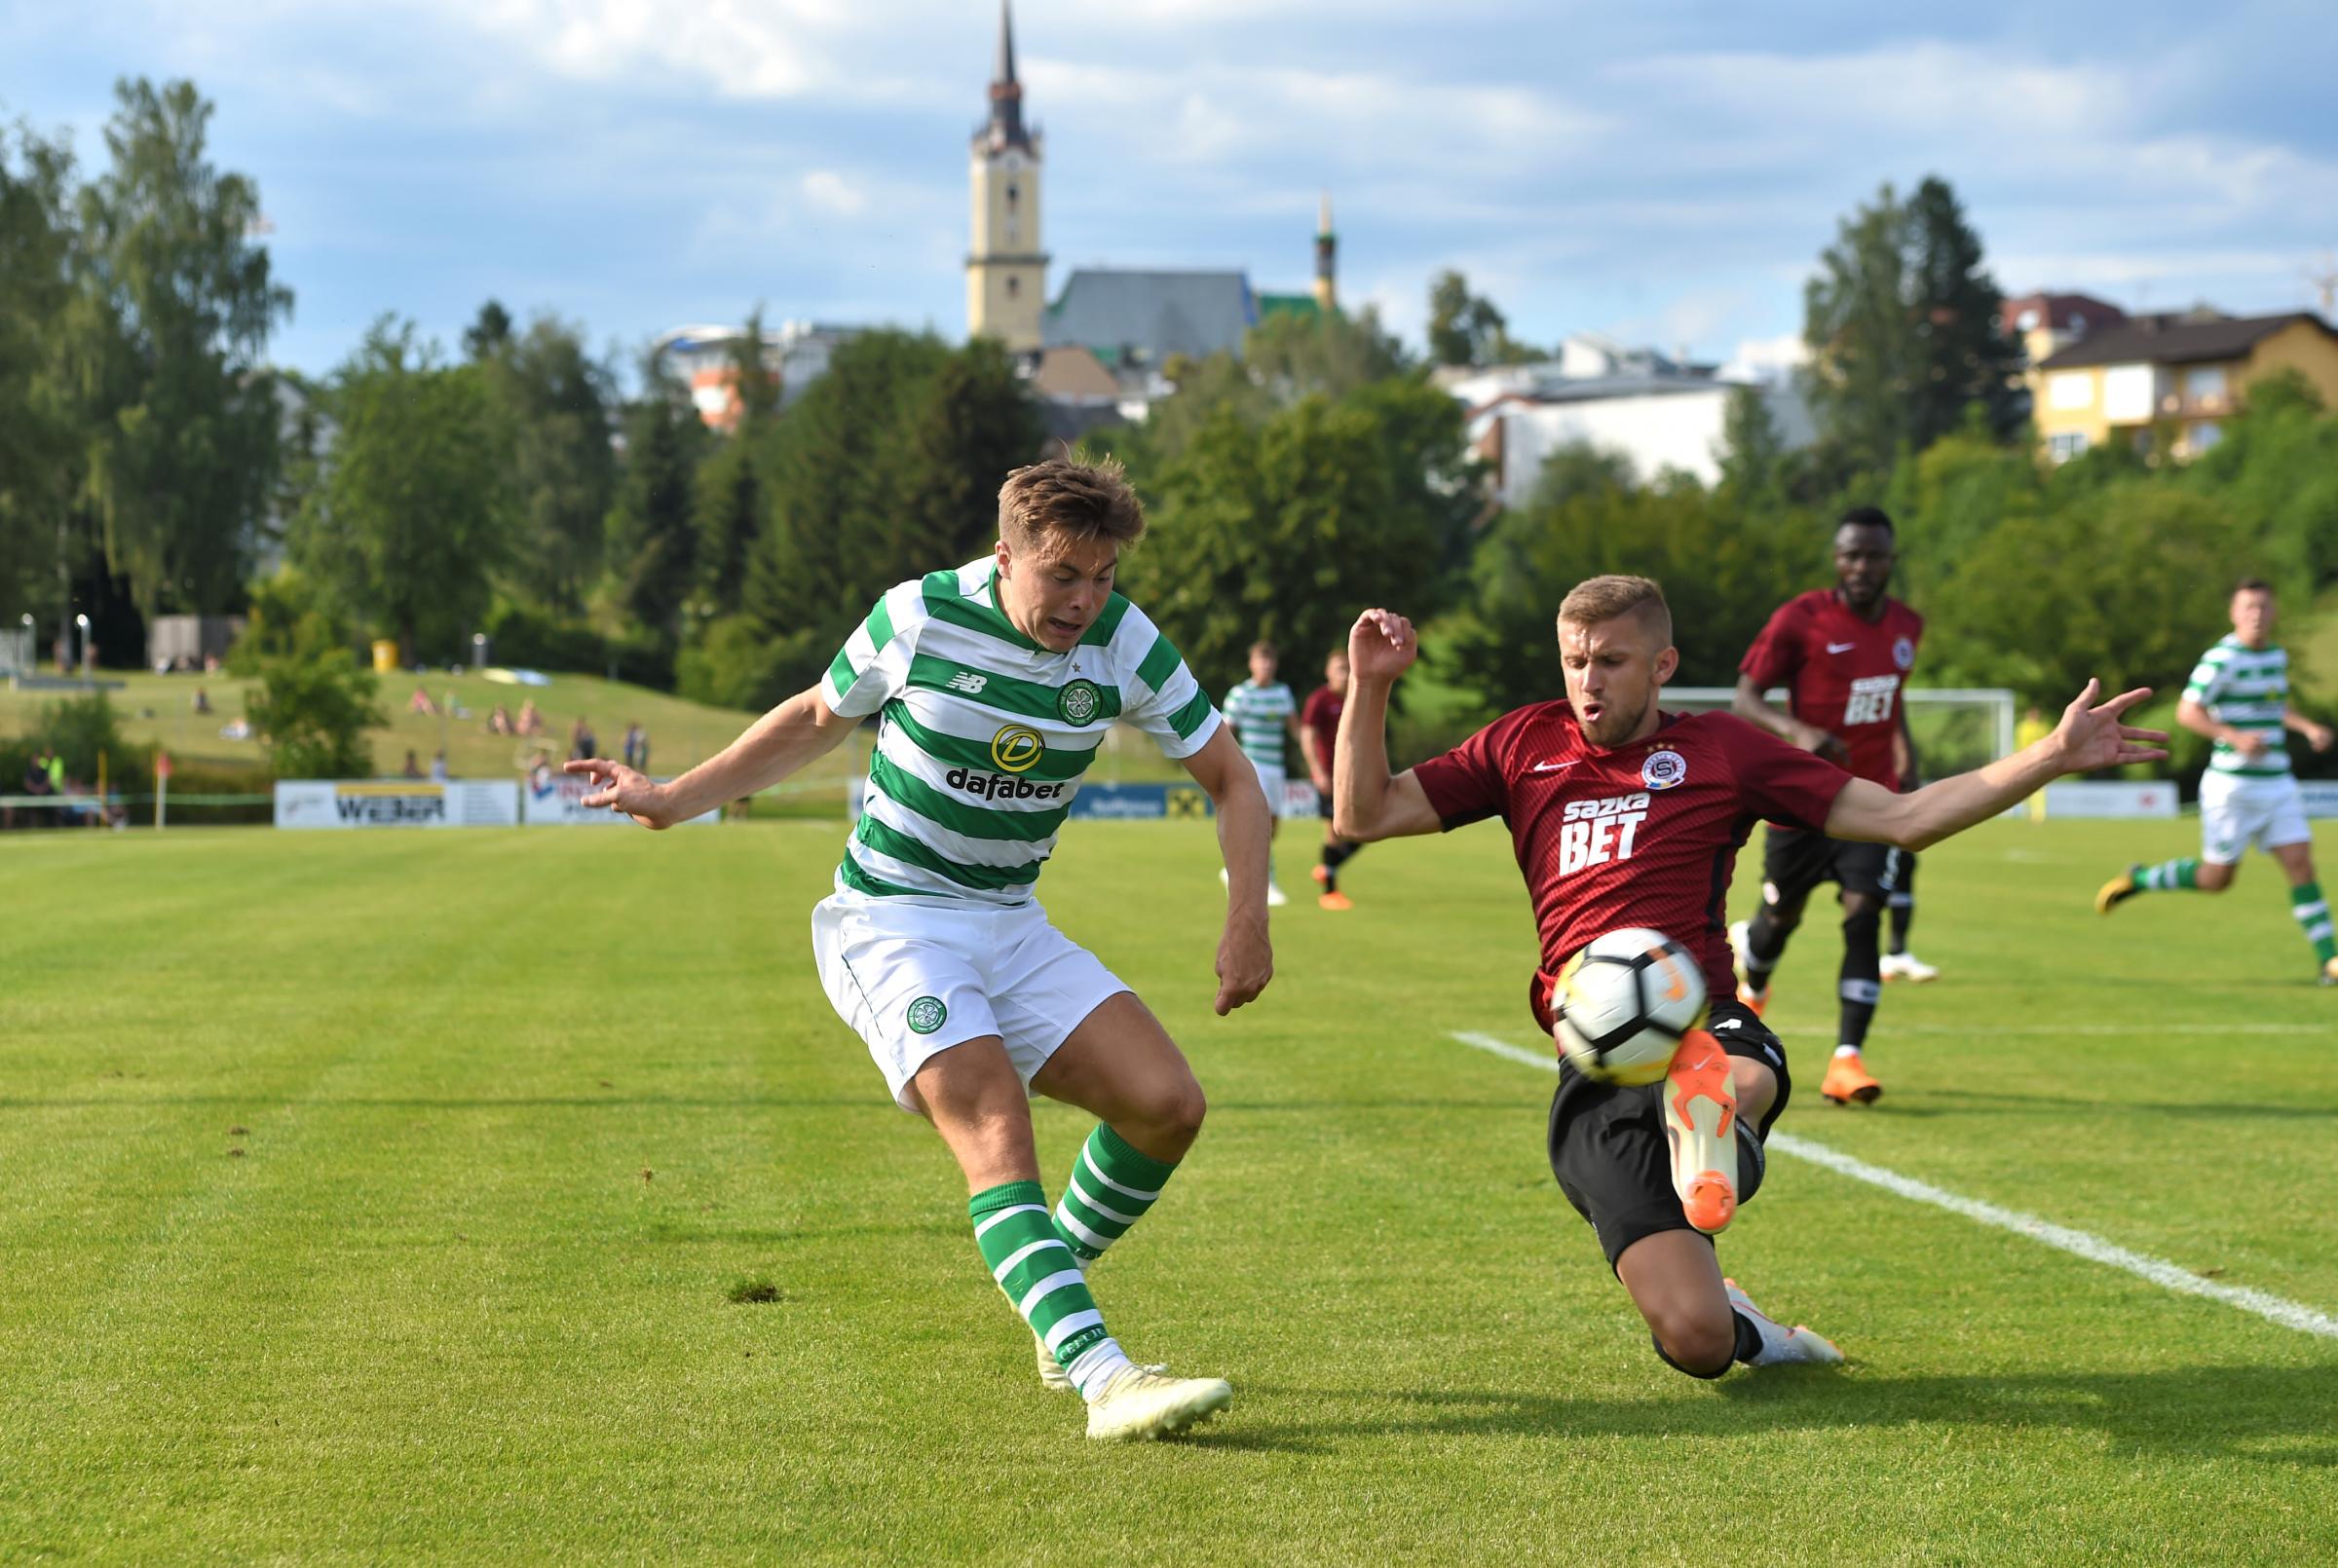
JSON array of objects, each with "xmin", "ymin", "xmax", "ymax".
[
  {"xmin": 810, "ymin": 893, "xmax": 1129, "ymax": 1111},
  {"xmin": 2198, "ymin": 770, "xmax": 2312, "ymax": 865},
  {"xmin": 1251, "ymin": 760, "xmax": 1287, "ymax": 818}
]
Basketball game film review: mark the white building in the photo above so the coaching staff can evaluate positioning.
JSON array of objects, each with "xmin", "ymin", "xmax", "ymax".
[
  {"xmin": 1442, "ymin": 334, "xmax": 1815, "ymax": 504},
  {"xmin": 651, "ymin": 320, "xmax": 864, "ymax": 430}
]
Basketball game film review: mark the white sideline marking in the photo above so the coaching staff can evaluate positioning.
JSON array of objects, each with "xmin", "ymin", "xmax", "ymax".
[
  {"xmin": 1766, "ymin": 1020, "xmax": 2323, "ymax": 1038},
  {"xmin": 1449, "ymin": 1030, "xmax": 2338, "ymax": 1341}
]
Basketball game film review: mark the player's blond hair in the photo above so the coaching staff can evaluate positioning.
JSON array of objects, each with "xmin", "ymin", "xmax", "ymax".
[
  {"xmin": 999, "ymin": 459, "xmax": 1148, "ymax": 554},
  {"xmin": 1558, "ymin": 575, "xmax": 1673, "ymax": 646}
]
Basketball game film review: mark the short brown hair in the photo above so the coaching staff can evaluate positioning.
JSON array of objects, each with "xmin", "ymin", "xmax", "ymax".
[
  {"xmin": 2234, "ymin": 577, "xmax": 2273, "ymax": 596},
  {"xmin": 1559, "ymin": 574, "xmax": 1673, "ymax": 645},
  {"xmin": 999, "ymin": 459, "xmax": 1148, "ymax": 553},
  {"xmin": 1249, "ymin": 640, "xmax": 1277, "ymax": 658}
]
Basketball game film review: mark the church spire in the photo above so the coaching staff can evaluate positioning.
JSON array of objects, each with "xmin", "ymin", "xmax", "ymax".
[
  {"xmin": 1314, "ymin": 189, "xmax": 1338, "ymax": 312},
  {"xmin": 983, "ymin": 0, "xmax": 1031, "ymax": 153}
]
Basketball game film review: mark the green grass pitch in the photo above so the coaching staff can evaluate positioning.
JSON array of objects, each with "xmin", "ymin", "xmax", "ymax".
[{"xmin": 4, "ymin": 815, "xmax": 2335, "ymax": 1561}]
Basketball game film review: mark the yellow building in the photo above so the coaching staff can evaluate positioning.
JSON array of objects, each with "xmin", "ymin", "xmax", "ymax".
[
  {"xmin": 966, "ymin": 2, "xmax": 1046, "ymax": 355},
  {"xmin": 2030, "ymin": 310, "xmax": 2338, "ymax": 463}
]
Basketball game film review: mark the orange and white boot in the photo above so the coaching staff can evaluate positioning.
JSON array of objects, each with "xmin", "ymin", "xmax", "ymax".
[
  {"xmin": 1661, "ymin": 1028, "xmax": 1738, "ymax": 1235},
  {"xmin": 1820, "ymin": 1048, "xmax": 1882, "ymax": 1106}
]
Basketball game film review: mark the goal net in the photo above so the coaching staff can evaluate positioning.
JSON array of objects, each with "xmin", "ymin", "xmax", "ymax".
[{"xmin": 1663, "ymin": 688, "xmax": 2017, "ymax": 780}]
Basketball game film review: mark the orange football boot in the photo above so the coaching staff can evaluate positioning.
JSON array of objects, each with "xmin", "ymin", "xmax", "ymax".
[
  {"xmin": 1318, "ymin": 890, "xmax": 1353, "ymax": 912},
  {"xmin": 1820, "ymin": 1050, "xmax": 1882, "ymax": 1105},
  {"xmin": 1660, "ymin": 1028, "xmax": 1738, "ymax": 1235}
]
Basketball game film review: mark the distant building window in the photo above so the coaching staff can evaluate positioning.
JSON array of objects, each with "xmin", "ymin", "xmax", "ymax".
[
  {"xmin": 2017, "ymin": 309, "xmax": 2040, "ymax": 331},
  {"xmin": 2186, "ymin": 365, "xmax": 2227, "ymax": 402},
  {"xmin": 1006, "ymin": 182, "xmax": 1020, "ymax": 210},
  {"xmin": 1006, "ymin": 276, "xmax": 1019, "ymax": 300},
  {"xmin": 2049, "ymin": 373, "xmax": 2093, "ymax": 410},
  {"xmin": 2047, "ymin": 431, "xmax": 2091, "ymax": 464},
  {"xmin": 2186, "ymin": 421, "xmax": 2223, "ymax": 455}
]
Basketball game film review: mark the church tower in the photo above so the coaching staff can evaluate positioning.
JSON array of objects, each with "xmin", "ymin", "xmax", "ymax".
[
  {"xmin": 967, "ymin": 1, "xmax": 1046, "ymax": 354},
  {"xmin": 1313, "ymin": 191, "xmax": 1338, "ymax": 313}
]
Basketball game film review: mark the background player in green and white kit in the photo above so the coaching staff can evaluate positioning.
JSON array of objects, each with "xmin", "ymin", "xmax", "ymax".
[
  {"xmin": 1221, "ymin": 640, "xmax": 1307, "ymax": 907},
  {"xmin": 568, "ymin": 460, "xmax": 1275, "ymax": 1440},
  {"xmin": 2097, "ymin": 578, "xmax": 2338, "ymax": 984}
]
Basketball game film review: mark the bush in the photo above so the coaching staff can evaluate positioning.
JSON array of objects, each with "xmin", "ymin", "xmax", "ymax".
[
  {"xmin": 243, "ymin": 614, "xmax": 388, "ymax": 779},
  {"xmin": 674, "ymin": 615, "xmax": 790, "ymax": 712}
]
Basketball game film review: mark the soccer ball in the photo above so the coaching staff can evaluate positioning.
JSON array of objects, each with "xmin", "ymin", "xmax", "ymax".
[{"xmin": 1551, "ymin": 927, "xmax": 1708, "ymax": 1086}]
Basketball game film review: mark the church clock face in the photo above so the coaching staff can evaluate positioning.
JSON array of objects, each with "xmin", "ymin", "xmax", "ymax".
[{"xmin": 999, "ymin": 151, "xmax": 1026, "ymax": 174}]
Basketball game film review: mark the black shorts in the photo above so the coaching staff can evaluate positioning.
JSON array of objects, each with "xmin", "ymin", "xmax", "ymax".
[
  {"xmin": 1760, "ymin": 824, "xmax": 1906, "ymax": 908},
  {"xmin": 1547, "ymin": 996, "xmax": 1791, "ymax": 1272}
]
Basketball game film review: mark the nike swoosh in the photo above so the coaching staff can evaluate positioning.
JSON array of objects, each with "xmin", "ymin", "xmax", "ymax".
[
  {"xmin": 1531, "ymin": 760, "xmax": 1578, "ymax": 772},
  {"xmin": 1826, "ymin": 641, "xmax": 1856, "ymax": 653},
  {"xmin": 1712, "ymin": 1018, "xmax": 1744, "ymax": 1030}
]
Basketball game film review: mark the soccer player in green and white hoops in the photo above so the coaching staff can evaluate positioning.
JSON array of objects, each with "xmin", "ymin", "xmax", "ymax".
[
  {"xmin": 569, "ymin": 460, "xmax": 1273, "ymax": 1439},
  {"xmin": 2096, "ymin": 578, "xmax": 2338, "ymax": 984},
  {"xmin": 1221, "ymin": 640, "xmax": 1306, "ymax": 906}
]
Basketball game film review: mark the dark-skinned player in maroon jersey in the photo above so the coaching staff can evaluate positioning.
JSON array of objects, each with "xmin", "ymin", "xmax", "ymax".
[
  {"xmin": 1334, "ymin": 576, "xmax": 2163, "ymax": 1379},
  {"xmin": 1731, "ymin": 506, "xmax": 1924, "ymax": 1106}
]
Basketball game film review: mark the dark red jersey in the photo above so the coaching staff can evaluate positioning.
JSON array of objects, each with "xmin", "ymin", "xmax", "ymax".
[
  {"xmin": 1301, "ymin": 685, "xmax": 1342, "ymax": 776},
  {"xmin": 1413, "ymin": 703, "xmax": 1850, "ymax": 1028},
  {"xmin": 1739, "ymin": 590, "xmax": 1924, "ymax": 789}
]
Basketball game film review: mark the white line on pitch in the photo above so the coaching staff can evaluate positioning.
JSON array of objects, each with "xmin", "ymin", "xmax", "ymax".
[
  {"xmin": 1448, "ymin": 1030, "xmax": 2338, "ymax": 1341},
  {"xmin": 1763, "ymin": 1021, "xmax": 2323, "ymax": 1037}
]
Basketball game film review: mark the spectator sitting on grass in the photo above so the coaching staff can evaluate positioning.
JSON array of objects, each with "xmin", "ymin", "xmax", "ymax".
[
  {"xmin": 517, "ymin": 699, "xmax": 545, "ymax": 736},
  {"xmin": 401, "ymin": 749, "xmax": 426, "ymax": 780},
  {"xmin": 191, "ymin": 687, "xmax": 211, "ymax": 715},
  {"xmin": 488, "ymin": 703, "xmax": 513, "ymax": 735},
  {"xmin": 408, "ymin": 686, "xmax": 438, "ymax": 717},
  {"xmin": 431, "ymin": 751, "xmax": 449, "ymax": 783}
]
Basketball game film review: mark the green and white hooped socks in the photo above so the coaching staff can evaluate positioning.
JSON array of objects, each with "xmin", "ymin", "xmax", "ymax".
[
  {"xmin": 969, "ymin": 1181, "xmax": 1128, "ymax": 1399},
  {"xmin": 1054, "ymin": 1124, "xmax": 1180, "ymax": 1263},
  {"xmin": 2292, "ymin": 881, "xmax": 2336, "ymax": 964},
  {"xmin": 2136, "ymin": 858, "xmax": 2200, "ymax": 891}
]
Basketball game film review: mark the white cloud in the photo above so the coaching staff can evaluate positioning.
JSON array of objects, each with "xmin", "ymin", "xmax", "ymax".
[{"xmin": 800, "ymin": 168, "xmax": 868, "ymax": 216}]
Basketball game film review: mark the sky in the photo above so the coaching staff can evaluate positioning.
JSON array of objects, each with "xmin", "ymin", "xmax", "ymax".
[{"xmin": 7, "ymin": 0, "xmax": 2335, "ymax": 382}]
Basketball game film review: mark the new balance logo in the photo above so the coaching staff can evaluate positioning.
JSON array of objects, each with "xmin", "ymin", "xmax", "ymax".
[{"xmin": 945, "ymin": 671, "xmax": 988, "ymax": 694}]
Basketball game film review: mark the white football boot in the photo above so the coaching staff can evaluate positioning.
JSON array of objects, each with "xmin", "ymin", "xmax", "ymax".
[
  {"xmin": 1084, "ymin": 1363, "xmax": 1232, "ymax": 1440},
  {"xmin": 1723, "ymin": 1278, "xmax": 1844, "ymax": 1365},
  {"xmin": 1880, "ymin": 951, "xmax": 1940, "ymax": 983}
]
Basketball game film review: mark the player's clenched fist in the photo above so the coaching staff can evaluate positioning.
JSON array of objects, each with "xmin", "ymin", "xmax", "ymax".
[{"xmin": 1348, "ymin": 608, "xmax": 1417, "ymax": 683}]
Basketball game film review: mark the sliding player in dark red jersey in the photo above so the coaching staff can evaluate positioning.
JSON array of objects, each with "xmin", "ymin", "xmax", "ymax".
[
  {"xmin": 1731, "ymin": 507, "xmax": 1926, "ymax": 1106},
  {"xmin": 1334, "ymin": 576, "xmax": 2162, "ymax": 1379}
]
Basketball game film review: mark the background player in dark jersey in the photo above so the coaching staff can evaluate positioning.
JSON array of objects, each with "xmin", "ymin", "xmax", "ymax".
[
  {"xmin": 1334, "ymin": 576, "xmax": 2162, "ymax": 1381},
  {"xmin": 1731, "ymin": 505, "xmax": 1926, "ymax": 1107},
  {"xmin": 1301, "ymin": 649, "xmax": 1361, "ymax": 910}
]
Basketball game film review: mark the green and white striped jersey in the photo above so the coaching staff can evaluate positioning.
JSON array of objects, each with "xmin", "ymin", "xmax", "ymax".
[
  {"xmin": 820, "ymin": 557, "xmax": 1221, "ymax": 906},
  {"xmin": 2185, "ymin": 635, "xmax": 2291, "ymax": 777},
  {"xmin": 1223, "ymin": 681, "xmax": 1296, "ymax": 769}
]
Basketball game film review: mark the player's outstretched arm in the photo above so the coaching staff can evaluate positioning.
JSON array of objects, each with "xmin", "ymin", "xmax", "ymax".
[
  {"xmin": 1179, "ymin": 724, "xmax": 1273, "ymax": 1015},
  {"xmin": 1332, "ymin": 609, "xmax": 1444, "ymax": 842},
  {"xmin": 565, "ymin": 684, "xmax": 858, "ymax": 829},
  {"xmin": 1825, "ymin": 679, "xmax": 2168, "ymax": 850}
]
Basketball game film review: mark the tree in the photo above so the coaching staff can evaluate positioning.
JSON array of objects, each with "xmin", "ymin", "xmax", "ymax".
[
  {"xmin": 603, "ymin": 355, "xmax": 707, "ymax": 646},
  {"xmin": 291, "ymin": 317, "xmax": 511, "ymax": 662},
  {"xmin": 1427, "ymin": 270, "xmax": 1537, "ymax": 368},
  {"xmin": 1446, "ymin": 448, "xmax": 1804, "ymax": 713},
  {"xmin": 0, "ymin": 117, "xmax": 78, "ymax": 620},
  {"xmin": 1245, "ymin": 305, "xmax": 1410, "ymax": 402},
  {"xmin": 1801, "ymin": 175, "xmax": 2022, "ymax": 477},
  {"xmin": 882, "ymin": 336, "xmax": 1041, "ymax": 569},
  {"xmin": 242, "ymin": 610, "xmax": 387, "ymax": 779},
  {"xmin": 740, "ymin": 329, "xmax": 950, "ymax": 640},
  {"xmin": 68, "ymin": 78, "xmax": 290, "ymax": 617},
  {"xmin": 1132, "ymin": 394, "xmax": 1452, "ymax": 689},
  {"xmin": 463, "ymin": 299, "xmax": 512, "ymax": 361},
  {"xmin": 483, "ymin": 314, "xmax": 617, "ymax": 613}
]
